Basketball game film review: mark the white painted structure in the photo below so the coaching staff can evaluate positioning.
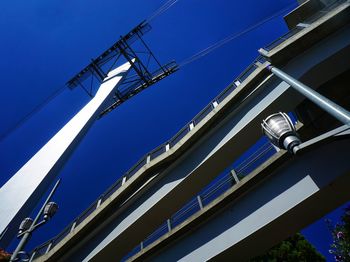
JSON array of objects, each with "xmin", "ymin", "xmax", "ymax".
[{"xmin": 0, "ymin": 62, "xmax": 133, "ymax": 247}]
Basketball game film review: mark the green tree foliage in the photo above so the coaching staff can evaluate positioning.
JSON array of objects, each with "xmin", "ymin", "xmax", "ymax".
[
  {"xmin": 328, "ymin": 205, "xmax": 350, "ymax": 262},
  {"xmin": 250, "ymin": 233, "xmax": 325, "ymax": 262}
]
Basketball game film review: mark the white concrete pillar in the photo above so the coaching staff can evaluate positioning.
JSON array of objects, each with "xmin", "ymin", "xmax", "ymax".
[{"xmin": 0, "ymin": 62, "xmax": 133, "ymax": 247}]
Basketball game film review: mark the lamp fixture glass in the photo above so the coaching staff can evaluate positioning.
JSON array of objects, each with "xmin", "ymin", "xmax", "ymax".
[
  {"xmin": 261, "ymin": 112, "xmax": 301, "ymax": 153},
  {"xmin": 43, "ymin": 202, "xmax": 59, "ymax": 220},
  {"xmin": 18, "ymin": 217, "xmax": 33, "ymax": 234}
]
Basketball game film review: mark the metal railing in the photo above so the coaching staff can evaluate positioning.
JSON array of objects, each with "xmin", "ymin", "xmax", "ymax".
[
  {"xmin": 122, "ymin": 138, "xmax": 277, "ymax": 261},
  {"xmin": 29, "ymin": 56, "xmax": 266, "ymax": 260},
  {"xmin": 263, "ymin": 0, "xmax": 346, "ymax": 52}
]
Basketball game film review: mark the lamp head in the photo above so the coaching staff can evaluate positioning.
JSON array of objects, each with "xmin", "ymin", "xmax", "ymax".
[
  {"xmin": 43, "ymin": 202, "xmax": 59, "ymax": 220},
  {"xmin": 261, "ymin": 112, "xmax": 301, "ymax": 153},
  {"xmin": 18, "ymin": 217, "xmax": 33, "ymax": 235}
]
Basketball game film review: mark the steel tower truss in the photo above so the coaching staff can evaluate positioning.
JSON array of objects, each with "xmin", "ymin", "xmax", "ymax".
[{"xmin": 66, "ymin": 21, "xmax": 179, "ymax": 118}]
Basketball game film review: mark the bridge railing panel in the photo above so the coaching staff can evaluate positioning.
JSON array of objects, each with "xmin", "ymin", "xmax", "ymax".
[
  {"xmin": 193, "ymin": 103, "xmax": 215, "ymax": 126},
  {"xmin": 126, "ymin": 133, "xmax": 284, "ymax": 258},
  {"xmin": 262, "ymin": 0, "xmax": 346, "ymax": 52},
  {"xmin": 235, "ymin": 141, "xmax": 276, "ymax": 179},
  {"xmin": 169, "ymin": 125, "xmax": 190, "ymax": 148},
  {"xmin": 149, "ymin": 144, "xmax": 167, "ymax": 161},
  {"xmin": 101, "ymin": 177, "xmax": 123, "ymax": 203},
  {"xmin": 126, "ymin": 156, "xmax": 147, "ymax": 178},
  {"xmin": 75, "ymin": 201, "xmax": 99, "ymax": 227},
  {"xmin": 143, "ymin": 221, "xmax": 169, "ymax": 249},
  {"xmin": 200, "ymin": 173, "xmax": 234, "ymax": 207}
]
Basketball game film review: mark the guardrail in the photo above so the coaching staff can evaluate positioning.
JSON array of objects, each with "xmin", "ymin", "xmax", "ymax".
[
  {"xmin": 29, "ymin": 55, "xmax": 265, "ymax": 261},
  {"xmin": 122, "ymin": 138, "xmax": 277, "ymax": 261},
  {"xmin": 262, "ymin": 0, "xmax": 346, "ymax": 52}
]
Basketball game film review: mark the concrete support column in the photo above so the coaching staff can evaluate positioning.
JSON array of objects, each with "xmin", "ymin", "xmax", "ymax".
[{"xmin": 0, "ymin": 62, "xmax": 133, "ymax": 247}]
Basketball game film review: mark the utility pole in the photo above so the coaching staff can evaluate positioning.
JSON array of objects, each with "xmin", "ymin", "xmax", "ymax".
[{"xmin": 10, "ymin": 180, "xmax": 60, "ymax": 262}]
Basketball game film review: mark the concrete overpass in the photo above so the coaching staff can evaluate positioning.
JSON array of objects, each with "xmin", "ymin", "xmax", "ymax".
[
  {"xmin": 31, "ymin": 0, "xmax": 350, "ymax": 261},
  {"xmin": 128, "ymin": 125, "xmax": 350, "ymax": 261}
]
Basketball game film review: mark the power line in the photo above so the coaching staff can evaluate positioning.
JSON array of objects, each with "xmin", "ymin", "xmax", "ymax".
[
  {"xmin": 0, "ymin": 1, "xmax": 181, "ymax": 143},
  {"xmin": 0, "ymin": 2, "xmax": 295, "ymax": 143},
  {"xmin": 147, "ymin": 0, "xmax": 180, "ymax": 22},
  {"xmin": 0, "ymin": 85, "xmax": 66, "ymax": 143},
  {"xmin": 178, "ymin": 3, "xmax": 296, "ymax": 67}
]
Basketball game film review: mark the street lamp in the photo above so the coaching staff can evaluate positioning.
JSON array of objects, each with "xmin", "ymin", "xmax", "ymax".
[
  {"xmin": 17, "ymin": 219, "xmax": 33, "ymax": 236},
  {"xmin": 261, "ymin": 112, "xmax": 301, "ymax": 154},
  {"xmin": 262, "ymin": 65, "xmax": 350, "ymax": 154},
  {"xmin": 10, "ymin": 180, "xmax": 60, "ymax": 262},
  {"xmin": 43, "ymin": 202, "xmax": 59, "ymax": 221}
]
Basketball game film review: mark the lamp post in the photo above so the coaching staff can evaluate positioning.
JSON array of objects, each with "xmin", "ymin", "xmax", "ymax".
[{"xmin": 10, "ymin": 180, "xmax": 60, "ymax": 262}]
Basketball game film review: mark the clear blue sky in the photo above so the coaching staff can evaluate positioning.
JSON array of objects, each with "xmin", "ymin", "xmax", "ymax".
[{"xmin": 0, "ymin": 0, "xmax": 347, "ymax": 260}]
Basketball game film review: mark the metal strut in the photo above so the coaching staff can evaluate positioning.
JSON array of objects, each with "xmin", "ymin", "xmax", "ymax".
[{"xmin": 66, "ymin": 21, "xmax": 179, "ymax": 116}]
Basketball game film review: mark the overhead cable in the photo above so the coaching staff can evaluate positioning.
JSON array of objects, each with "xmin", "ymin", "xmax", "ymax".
[
  {"xmin": 0, "ymin": 0, "xmax": 181, "ymax": 143},
  {"xmin": 178, "ymin": 3, "xmax": 296, "ymax": 67},
  {"xmin": 0, "ymin": 2, "xmax": 295, "ymax": 143},
  {"xmin": 0, "ymin": 85, "xmax": 66, "ymax": 143},
  {"xmin": 147, "ymin": 0, "xmax": 180, "ymax": 22}
]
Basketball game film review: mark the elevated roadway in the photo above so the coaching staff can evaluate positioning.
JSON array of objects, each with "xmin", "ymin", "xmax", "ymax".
[{"xmin": 33, "ymin": 1, "xmax": 350, "ymax": 261}]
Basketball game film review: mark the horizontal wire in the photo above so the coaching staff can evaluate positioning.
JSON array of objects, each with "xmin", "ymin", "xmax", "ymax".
[
  {"xmin": 203, "ymin": 146, "xmax": 275, "ymax": 200},
  {"xmin": 172, "ymin": 199, "xmax": 200, "ymax": 220},
  {"xmin": 236, "ymin": 145, "xmax": 274, "ymax": 174},
  {"xmin": 145, "ymin": 223, "xmax": 168, "ymax": 240},
  {"xmin": 235, "ymin": 144, "xmax": 274, "ymax": 172},
  {"xmin": 0, "ymin": 1, "xmax": 182, "ymax": 143},
  {"xmin": 200, "ymin": 173, "xmax": 234, "ymax": 196},
  {"xmin": 235, "ymin": 142, "xmax": 271, "ymax": 170},
  {"xmin": 178, "ymin": 3, "xmax": 296, "ymax": 67},
  {"xmin": 147, "ymin": 0, "xmax": 180, "ymax": 22},
  {"xmin": 0, "ymin": 85, "xmax": 67, "ymax": 143},
  {"xmin": 201, "ymin": 176, "xmax": 233, "ymax": 201}
]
